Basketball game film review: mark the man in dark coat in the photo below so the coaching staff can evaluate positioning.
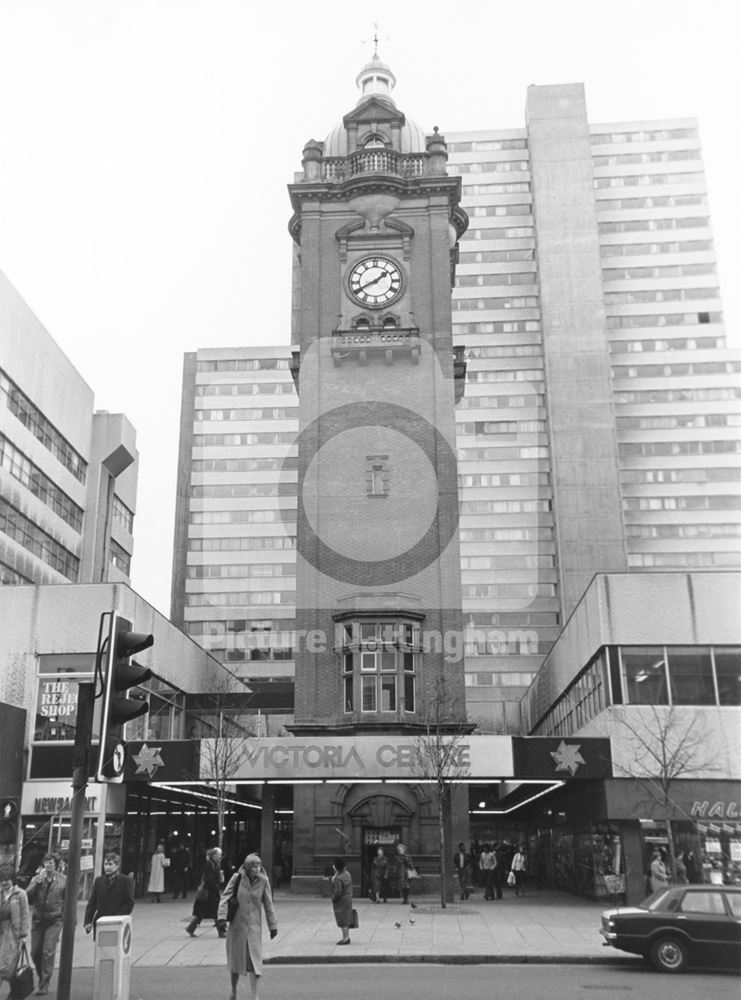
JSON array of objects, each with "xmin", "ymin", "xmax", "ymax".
[
  {"xmin": 171, "ymin": 845, "xmax": 190, "ymax": 900},
  {"xmin": 26, "ymin": 853, "xmax": 66, "ymax": 995},
  {"xmin": 83, "ymin": 852, "xmax": 134, "ymax": 937},
  {"xmin": 186, "ymin": 846, "xmax": 224, "ymax": 938}
]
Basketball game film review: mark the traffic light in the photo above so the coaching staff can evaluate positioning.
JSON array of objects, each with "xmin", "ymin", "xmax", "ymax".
[
  {"xmin": 96, "ymin": 612, "xmax": 153, "ymax": 782},
  {"xmin": 0, "ymin": 799, "xmax": 18, "ymax": 847}
]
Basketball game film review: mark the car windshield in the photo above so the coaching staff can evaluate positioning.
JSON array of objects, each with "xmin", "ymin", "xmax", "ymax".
[{"xmin": 641, "ymin": 889, "xmax": 673, "ymax": 911}]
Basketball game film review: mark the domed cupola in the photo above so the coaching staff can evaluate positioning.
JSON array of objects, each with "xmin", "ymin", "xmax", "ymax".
[{"xmin": 323, "ymin": 53, "xmax": 427, "ymax": 158}]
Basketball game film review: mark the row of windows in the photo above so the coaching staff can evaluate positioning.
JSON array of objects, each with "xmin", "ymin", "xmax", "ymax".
[
  {"xmin": 603, "ymin": 264, "xmax": 715, "ymax": 281},
  {"xmin": 190, "ymin": 484, "xmax": 297, "ymax": 499},
  {"xmin": 196, "ymin": 358, "xmax": 290, "ymax": 372},
  {"xmin": 187, "ymin": 619, "xmax": 293, "ymax": 636},
  {"xmin": 460, "ymin": 472, "xmax": 549, "ymax": 488},
  {"xmin": 593, "ymin": 150, "xmax": 700, "ymax": 166},
  {"xmin": 605, "ymin": 287, "xmax": 719, "ymax": 305},
  {"xmin": 460, "ymin": 526, "xmax": 554, "ymax": 542},
  {"xmin": 469, "ymin": 204, "xmax": 531, "ymax": 217},
  {"xmin": 616, "ymin": 645, "xmax": 740, "ymax": 707},
  {"xmin": 194, "ymin": 407, "xmax": 296, "ymax": 421},
  {"xmin": 187, "ymin": 563, "xmax": 294, "ymax": 579},
  {"xmin": 617, "ymin": 414, "xmax": 740, "ymax": 430},
  {"xmin": 597, "ymin": 195, "xmax": 705, "ymax": 212},
  {"xmin": 195, "ymin": 382, "xmax": 294, "ymax": 396},
  {"xmin": 462, "ymin": 499, "xmax": 552, "ymax": 514},
  {"xmin": 188, "ymin": 536, "xmax": 296, "ymax": 552},
  {"xmin": 623, "ymin": 495, "xmax": 741, "ymax": 511},
  {"xmin": 461, "ymin": 554, "xmax": 554, "ymax": 570},
  {"xmin": 463, "ymin": 583, "xmax": 556, "ymax": 598},
  {"xmin": 590, "ymin": 128, "xmax": 698, "ymax": 144},
  {"xmin": 0, "ymin": 497, "xmax": 79, "ymax": 580},
  {"xmin": 449, "ymin": 138, "xmax": 528, "ymax": 152},
  {"xmin": 611, "ymin": 337, "xmax": 723, "ymax": 353},
  {"xmin": 465, "ymin": 632, "xmax": 538, "ymax": 655},
  {"xmin": 461, "ymin": 397, "xmax": 544, "ymax": 412},
  {"xmin": 458, "ymin": 272, "xmax": 535, "ymax": 287},
  {"xmin": 465, "ymin": 671, "xmax": 534, "ymax": 687},
  {"xmin": 534, "ymin": 653, "xmax": 606, "ymax": 737},
  {"xmin": 462, "ymin": 182, "xmax": 530, "ymax": 195},
  {"xmin": 192, "ymin": 457, "xmax": 297, "ymax": 473},
  {"xmin": 626, "ymin": 522, "xmax": 741, "ymax": 538},
  {"xmin": 198, "ymin": 645, "xmax": 293, "ymax": 663},
  {"xmin": 0, "ymin": 433, "xmax": 83, "ymax": 532},
  {"xmin": 450, "ymin": 160, "xmax": 528, "ymax": 174},
  {"xmin": 465, "ymin": 226, "xmax": 534, "ymax": 240},
  {"xmin": 459, "ymin": 322, "xmax": 541, "ymax": 337},
  {"xmin": 608, "ymin": 313, "xmax": 721, "ymax": 330},
  {"xmin": 193, "ymin": 432, "xmax": 297, "ymax": 447},
  {"xmin": 0, "ymin": 559, "xmax": 32, "ymax": 585},
  {"xmin": 599, "ymin": 217, "xmax": 707, "ymax": 234},
  {"xmin": 111, "ymin": 494, "xmax": 134, "ymax": 534},
  {"xmin": 600, "ymin": 239, "xmax": 712, "ymax": 257},
  {"xmin": 622, "ymin": 467, "xmax": 741, "ymax": 484},
  {"xmin": 460, "ymin": 421, "xmax": 547, "ymax": 436},
  {"xmin": 628, "ymin": 552, "xmax": 740, "ymax": 568},
  {"xmin": 109, "ymin": 538, "xmax": 131, "ymax": 575},
  {"xmin": 466, "ymin": 346, "xmax": 542, "ymax": 360},
  {"xmin": 458, "ymin": 249, "xmax": 535, "ymax": 264},
  {"xmin": 189, "ymin": 510, "xmax": 297, "ymax": 525},
  {"xmin": 457, "ymin": 445, "xmax": 550, "ymax": 460},
  {"xmin": 469, "ymin": 612, "xmax": 560, "ymax": 628},
  {"xmin": 0, "ymin": 371, "xmax": 87, "ymax": 483},
  {"xmin": 594, "ymin": 172, "xmax": 704, "ymax": 189},
  {"xmin": 619, "ymin": 440, "xmax": 740, "ymax": 457},
  {"xmin": 617, "ymin": 387, "xmax": 739, "ymax": 403},
  {"xmin": 186, "ymin": 590, "xmax": 296, "ymax": 606},
  {"xmin": 453, "ymin": 296, "xmax": 539, "ymax": 311}
]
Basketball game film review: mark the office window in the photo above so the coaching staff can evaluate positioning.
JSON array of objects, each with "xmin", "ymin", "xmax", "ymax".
[
  {"xmin": 621, "ymin": 647, "xmax": 669, "ymax": 705},
  {"xmin": 667, "ymin": 646, "xmax": 715, "ymax": 705},
  {"xmin": 714, "ymin": 648, "xmax": 741, "ymax": 706}
]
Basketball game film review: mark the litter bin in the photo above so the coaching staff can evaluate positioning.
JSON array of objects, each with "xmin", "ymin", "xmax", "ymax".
[{"xmin": 93, "ymin": 914, "xmax": 132, "ymax": 1000}]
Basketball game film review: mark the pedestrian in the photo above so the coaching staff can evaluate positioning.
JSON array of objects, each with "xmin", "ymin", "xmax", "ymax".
[
  {"xmin": 329, "ymin": 858, "xmax": 353, "ymax": 945},
  {"xmin": 370, "ymin": 846, "xmax": 389, "ymax": 903},
  {"xmin": 186, "ymin": 846, "xmax": 224, "ymax": 938},
  {"xmin": 510, "ymin": 845, "xmax": 527, "ymax": 896},
  {"xmin": 492, "ymin": 843, "xmax": 505, "ymax": 899},
  {"xmin": 683, "ymin": 849, "xmax": 699, "ymax": 884},
  {"xmin": 479, "ymin": 843, "xmax": 497, "ymax": 901},
  {"xmin": 83, "ymin": 852, "xmax": 134, "ymax": 938},
  {"xmin": 0, "ymin": 866, "xmax": 30, "ymax": 997},
  {"xmin": 147, "ymin": 843, "xmax": 168, "ymax": 903},
  {"xmin": 171, "ymin": 844, "xmax": 190, "ymax": 900},
  {"xmin": 648, "ymin": 849, "xmax": 669, "ymax": 893},
  {"xmin": 673, "ymin": 851, "xmax": 688, "ymax": 884},
  {"xmin": 26, "ymin": 854, "xmax": 65, "ymax": 995},
  {"xmin": 217, "ymin": 853, "xmax": 277, "ymax": 1000},
  {"xmin": 453, "ymin": 842, "xmax": 472, "ymax": 900},
  {"xmin": 394, "ymin": 843, "xmax": 416, "ymax": 905}
]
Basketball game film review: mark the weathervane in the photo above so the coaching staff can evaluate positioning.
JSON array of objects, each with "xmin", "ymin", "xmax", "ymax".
[{"xmin": 362, "ymin": 21, "xmax": 389, "ymax": 57}]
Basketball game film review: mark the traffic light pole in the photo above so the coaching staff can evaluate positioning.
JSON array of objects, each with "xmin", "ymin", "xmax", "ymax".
[{"xmin": 56, "ymin": 682, "xmax": 94, "ymax": 1000}]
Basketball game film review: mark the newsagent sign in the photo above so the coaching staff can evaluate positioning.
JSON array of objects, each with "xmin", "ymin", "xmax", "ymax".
[{"xmin": 195, "ymin": 735, "xmax": 612, "ymax": 783}]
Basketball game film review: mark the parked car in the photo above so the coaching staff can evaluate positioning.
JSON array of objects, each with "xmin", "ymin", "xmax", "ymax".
[{"xmin": 601, "ymin": 884, "xmax": 741, "ymax": 973}]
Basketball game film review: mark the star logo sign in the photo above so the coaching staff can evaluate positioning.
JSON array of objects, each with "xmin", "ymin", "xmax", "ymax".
[
  {"xmin": 132, "ymin": 744, "xmax": 165, "ymax": 778},
  {"xmin": 550, "ymin": 740, "xmax": 586, "ymax": 777}
]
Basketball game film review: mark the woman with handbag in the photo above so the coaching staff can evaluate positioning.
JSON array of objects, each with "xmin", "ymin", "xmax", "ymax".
[
  {"xmin": 216, "ymin": 853, "xmax": 277, "ymax": 1000},
  {"xmin": 186, "ymin": 846, "xmax": 224, "ymax": 938},
  {"xmin": 394, "ymin": 843, "xmax": 416, "ymax": 905},
  {"xmin": 510, "ymin": 846, "xmax": 527, "ymax": 897},
  {"xmin": 0, "ymin": 866, "xmax": 32, "ymax": 999},
  {"xmin": 329, "ymin": 858, "xmax": 353, "ymax": 946}
]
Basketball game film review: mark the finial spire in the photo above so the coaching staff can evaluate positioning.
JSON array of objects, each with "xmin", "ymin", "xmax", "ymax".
[{"xmin": 373, "ymin": 21, "xmax": 379, "ymax": 56}]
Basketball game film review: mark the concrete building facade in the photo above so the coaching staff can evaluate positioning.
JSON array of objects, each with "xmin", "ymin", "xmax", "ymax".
[{"xmin": 0, "ymin": 269, "xmax": 138, "ymax": 589}]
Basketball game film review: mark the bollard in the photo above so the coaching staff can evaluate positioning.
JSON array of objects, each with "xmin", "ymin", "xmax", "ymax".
[{"xmin": 93, "ymin": 915, "xmax": 132, "ymax": 1000}]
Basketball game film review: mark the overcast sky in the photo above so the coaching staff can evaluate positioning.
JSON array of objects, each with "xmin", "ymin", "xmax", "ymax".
[{"xmin": 0, "ymin": 0, "xmax": 738, "ymax": 616}]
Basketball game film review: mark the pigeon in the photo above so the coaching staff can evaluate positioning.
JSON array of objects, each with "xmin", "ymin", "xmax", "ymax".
[
  {"xmin": 410, "ymin": 902, "xmax": 418, "ymax": 909},
  {"xmin": 394, "ymin": 921, "xmax": 402, "ymax": 928},
  {"xmin": 409, "ymin": 918, "xmax": 415, "ymax": 924}
]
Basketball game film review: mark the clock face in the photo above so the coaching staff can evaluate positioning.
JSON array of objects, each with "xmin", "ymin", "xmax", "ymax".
[{"xmin": 347, "ymin": 256, "xmax": 403, "ymax": 308}]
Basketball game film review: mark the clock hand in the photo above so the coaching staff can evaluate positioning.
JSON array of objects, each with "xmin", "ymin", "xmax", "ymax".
[{"xmin": 359, "ymin": 272, "xmax": 388, "ymax": 292}]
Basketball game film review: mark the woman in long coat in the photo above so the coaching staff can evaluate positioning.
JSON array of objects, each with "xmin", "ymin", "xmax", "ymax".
[
  {"xmin": 147, "ymin": 843, "xmax": 168, "ymax": 903},
  {"xmin": 0, "ymin": 867, "xmax": 30, "ymax": 991},
  {"xmin": 186, "ymin": 846, "xmax": 223, "ymax": 937},
  {"xmin": 330, "ymin": 858, "xmax": 353, "ymax": 945},
  {"xmin": 218, "ymin": 853, "xmax": 277, "ymax": 1000}
]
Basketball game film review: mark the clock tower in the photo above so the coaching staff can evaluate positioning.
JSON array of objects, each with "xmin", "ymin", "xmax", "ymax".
[{"xmin": 287, "ymin": 54, "xmax": 470, "ymax": 886}]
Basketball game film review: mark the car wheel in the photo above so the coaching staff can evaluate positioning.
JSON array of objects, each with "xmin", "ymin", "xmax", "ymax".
[{"xmin": 650, "ymin": 935, "xmax": 688, "ymax": 973}]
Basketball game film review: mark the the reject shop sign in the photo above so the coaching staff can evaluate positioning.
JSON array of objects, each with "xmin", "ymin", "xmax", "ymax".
[{"xmin": 196, "ymin": 735, "xmax": 612, "ymax": 783}]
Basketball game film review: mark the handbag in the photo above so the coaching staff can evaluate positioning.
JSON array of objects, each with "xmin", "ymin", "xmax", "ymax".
[
  {"xmin": 226, "ymin": 873, "xmax": 242, "ymax": 922},
  {"xmin": 350, "ymin": 908, "xmax": 359, "ymax": 929},
  {"xmin": 507, "ymin": 870, "xmax": 516, "ymax": 887},
  {"xmin": 407, "ymin": 867, "xmax": 420, "ymax": 880},
  {"xmin": 195, "ymin": 883, "xmax": 208, "ymax": 903},
  {"xmin": 10, "ymin": 943, "xmax": 35, "ymax": 1000}
]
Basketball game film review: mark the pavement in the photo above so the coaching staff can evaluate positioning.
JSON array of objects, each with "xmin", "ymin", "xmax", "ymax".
[{"xmin": 66, "ymin": 886, "xmax": 632, "ymax": 968}]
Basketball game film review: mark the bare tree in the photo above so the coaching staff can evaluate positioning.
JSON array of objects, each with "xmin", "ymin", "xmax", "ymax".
[
  {"xmin": 412, "ymin": 676, "xmax": 474, "ymax": 908},
  {"xmin": 190, "ymin": 674, "xmax": 255, "ymax": 851},
  {"xmin": 608, "ymin": 705, "xmax": 719, "ymax": 880}
]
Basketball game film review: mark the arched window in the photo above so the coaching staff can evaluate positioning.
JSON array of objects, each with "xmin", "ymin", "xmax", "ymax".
[
  {"xmin": 363, "ymin": 134, "xmax": 386, "ymax": 149},
  {"xmin": 382, "ymin": 315, "xmax": 398, "ymax": 328},
  {"xmin": 354, "ymin": 317, "xmax": 371, "ymax": 330}
]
